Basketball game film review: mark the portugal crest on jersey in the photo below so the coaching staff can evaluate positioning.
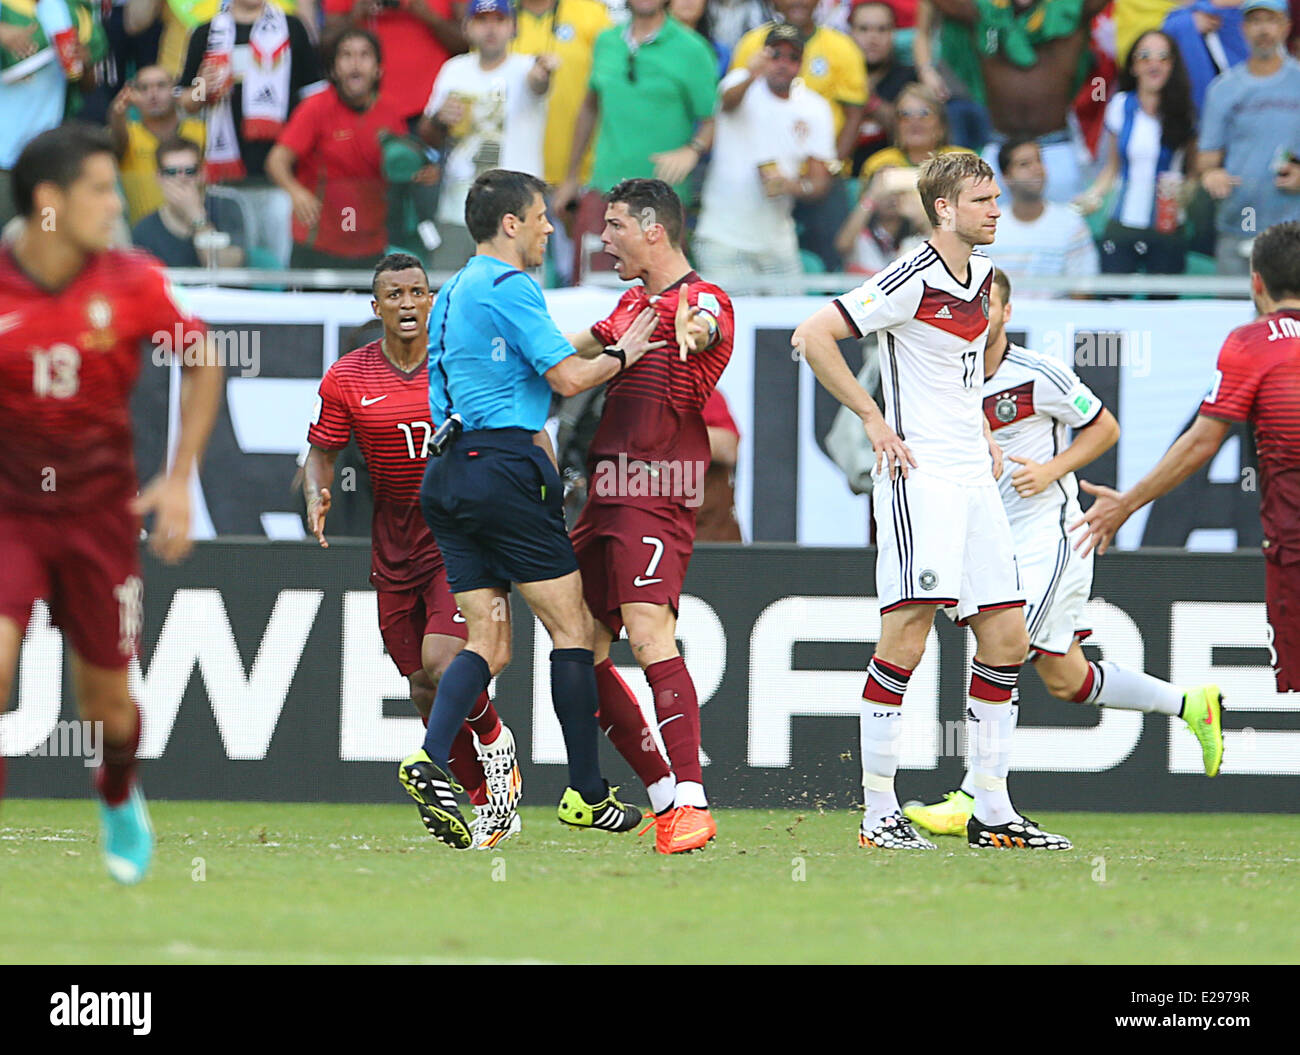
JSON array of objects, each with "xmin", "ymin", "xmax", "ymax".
[{"xmin": 82, "ymin": 295, "xmax": 117, "ymax": 351}]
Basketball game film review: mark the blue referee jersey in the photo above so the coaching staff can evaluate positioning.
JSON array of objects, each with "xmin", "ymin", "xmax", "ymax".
[{"xmin": 427, "ymin": 254, "xmax": 574, "ymax": 430}]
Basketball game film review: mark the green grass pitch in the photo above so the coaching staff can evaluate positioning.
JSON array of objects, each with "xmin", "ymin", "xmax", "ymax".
[{"xmin": 2, "ymin": 801, "xmax": 1295, "ymax": 964}]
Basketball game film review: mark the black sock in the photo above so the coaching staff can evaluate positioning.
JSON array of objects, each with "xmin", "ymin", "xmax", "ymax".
[
  {"xmin": 422, "ymin": 650, "xmax": 491, "ymax": 769},
  {"xmin": 550, "ymin": 647, "xmax": 605, "ymax": 802}
]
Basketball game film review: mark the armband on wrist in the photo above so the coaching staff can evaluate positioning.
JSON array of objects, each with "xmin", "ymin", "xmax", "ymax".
[{"xmin": 602, "ymin": 345, "xmax": 626, "ymax": 369}]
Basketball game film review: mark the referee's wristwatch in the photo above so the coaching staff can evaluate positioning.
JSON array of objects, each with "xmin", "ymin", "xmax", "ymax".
[{"xmin": 601, "ymin": 345, "xmax": 626, "ymax": 370}]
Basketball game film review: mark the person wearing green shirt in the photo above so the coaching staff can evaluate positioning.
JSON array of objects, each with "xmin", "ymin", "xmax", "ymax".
[{"xmin": 553, "ymin": 0, "xmax": 717, "ymax": 218}]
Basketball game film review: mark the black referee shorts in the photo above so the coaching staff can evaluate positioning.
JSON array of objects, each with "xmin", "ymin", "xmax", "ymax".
[{"xmin": 419, "ymin": 427, "xmax": 578, "ymax": 594}]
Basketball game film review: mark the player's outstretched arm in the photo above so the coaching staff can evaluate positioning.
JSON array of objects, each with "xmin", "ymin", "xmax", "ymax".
[
  {"xmin": 132, "ymin": 354, "xmax": 223, "ymax": 564},
  {"xmin": 793, "ymin": 304, "xmax": 916, "ymax": 479},
  {"xmin": 303, "ymin": 445, "xmax": 339, "ymax": 548},
  {"xmin": 1009, "ymin": 407, "xmax": 1119, "ymax": 498},
  {"xmin": 1071, "ymin": 413, "xmax": 1230, "ymax": 556}
]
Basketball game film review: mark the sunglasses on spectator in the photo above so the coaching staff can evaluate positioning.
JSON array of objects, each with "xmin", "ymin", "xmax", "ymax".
[
  {"xmin": 1134, "ymin": 49, "xmax": 1172, "ymax": 61},
  {"xmin": 898, "ymin": 106, "xmax": 933, "ymax": 119},
  {"xmin": 161, "ymin": 165, "xmax": 200, "ymax": 178}
]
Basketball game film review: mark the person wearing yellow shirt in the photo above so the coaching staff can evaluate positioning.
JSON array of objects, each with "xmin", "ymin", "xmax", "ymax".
[
  {"xmin": 108, "ymin": 64, "xmax": 207, "ymax": 224},
  {"xmin": 731, "ymin": 0, "xmax": 867, "ymax": 269},
  {"xmin": 512, "ymin": 0, "xmax": 610, "ymax": 187}
]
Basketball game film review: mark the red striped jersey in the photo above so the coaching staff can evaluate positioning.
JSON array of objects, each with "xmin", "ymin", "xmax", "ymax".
[
  {"xmin": 1200, "ymin": 309, "xmax": 1300, "ymax": 545},
  {"xmin": 0, "ymin": 246, "xmax": 203, "ymax": 515},
  {"xmin": 308, "ymin": 341, "xmax": 442, "ymax": 589},
  {"xmin": 587, "ymin": 272, "xmax": 734, "ymax": 505}
]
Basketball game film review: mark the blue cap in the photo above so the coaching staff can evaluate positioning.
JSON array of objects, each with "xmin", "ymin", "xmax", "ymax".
[
  {"xmin": 1241, "ymin": 0, "xmax": 1287, "ymax": 13},
  {"xmin": 468, "ymin": 0, "xmax": 512, "ymax": 15}
]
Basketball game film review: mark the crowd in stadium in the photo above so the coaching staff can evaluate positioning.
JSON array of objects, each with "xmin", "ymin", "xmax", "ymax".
[{"xmin": 3, "ymin": 0, "xmax": 1299, "ymax": 285}]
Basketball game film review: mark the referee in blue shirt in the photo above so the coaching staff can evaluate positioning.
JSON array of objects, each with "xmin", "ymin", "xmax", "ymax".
[{"xmin": 399, "ymin": 169, "xmax": 663, "ymax": 849}]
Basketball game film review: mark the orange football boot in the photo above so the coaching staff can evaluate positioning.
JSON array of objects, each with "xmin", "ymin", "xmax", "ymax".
[
  {"xmin": 638, "ymin": 808, "xmax": 678, "ymax": 853},
  {"xmin": 664, "ymin": 805, "xmax": 716, "ymax": 853}
]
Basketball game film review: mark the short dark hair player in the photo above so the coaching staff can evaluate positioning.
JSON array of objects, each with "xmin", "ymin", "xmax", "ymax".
[{"xmin": 0, "ymin": 123, "xmax": 223, "ymax": 883}]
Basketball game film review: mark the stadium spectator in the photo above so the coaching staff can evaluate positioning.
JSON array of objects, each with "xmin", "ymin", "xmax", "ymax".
[
  {"xmin": 697, "ymin": 388, "xmax": 743, "ymax": 542},
  {"xmin": 910, "ymin": 0, "xmax": 991, "ymax": 150},
  {"xmin": 322, "ymin": 0, "xmax": 466, "ymax": 125},
  {"xmin": 1197, "ymin": 0, "xmax": 1300, "ymax": 275},
  {"xmin": 110, "ymin": 65, "xmax": 207, "ymax": 225},
  {"xmin": 179, "ymin": 0, "xmax": 323, "ymax": 268},
  {"xmin": 1161, "ymin": 0, "xmax": 1247, "ymax": 111},
  {"xmin": 417, "ymin": 0, "xmax": 552, "ymax": 271},
  {"xmin": 669, "ymin": 0, "xmax": 730, "ymax": 73},
  {"xmin": 993, "ymin": 137, "xmax": 1099, "ymax": 284},
  {"xmin": 512, "ymin": 0, "xmax": 609, "ymax": 189},
  {"xmin": 0, "ymin": 0, "xmax": 101, "ymax": 226},
  {"xmin": 848, "ymin": 0, "xmax": 918, "ymax": 176},
  {"xmin": 695, "ymin": 22, "xmax": 834, "ymax": 285},
  {"xmin": 97, "ymin": 0, "xmax": 163, "ymax": 112},
  {"xmin": 267, "ymin": 27, "xmax": 411, "ymax": 268},
  {"xmin": 857, "ymin": 80, "xmax": 968, "ymax": 183},
  {"xmin": 709, "ymin": 0, "xmax": 772, "ymax": 51},
  {"xmin": 1074, "ymin": 29, "xmax": 1194, "ymax": 276},
  {"xmin": 835, "ymin": 163, "xmax": 926, "ymax": 272},
  {"xmin": 731, "ymin": 0, "xmax": 868, "ymax": 270},
  {"xmin": 552, "ymin": 0, "xmax": 717, "ymax": 279},
  {"xmin": 132, "ymin": 0, "xmax": 310, "ymax": 82},
  {"xmin": 511, "ymin": 0, "xmax": 610, "ymax": 281},
  {"xmin": 131, "ymin": 134, "xmax": 247, "ymax": 265},
  {"xmin": 929, "ymin": 0, "xmax": 1111, "ymax": 202}
]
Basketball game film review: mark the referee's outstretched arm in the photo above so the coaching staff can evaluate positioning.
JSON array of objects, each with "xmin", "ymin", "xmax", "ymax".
[{"xmin": 546, "ymin": 306, "xmax": 664, "ymax": 396}]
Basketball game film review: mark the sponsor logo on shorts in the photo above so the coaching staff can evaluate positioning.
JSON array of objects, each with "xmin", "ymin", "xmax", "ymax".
[
  {"xmin": 919, "ymin": 569, "xmax": 938, "ymax": 591},
  {"xmin": 633, "ymin": 576, "xmax": 663, "ymax": 587},
  {"xmin": 452, "ymin": 610, "xmax": 466, "ymax": 623}
]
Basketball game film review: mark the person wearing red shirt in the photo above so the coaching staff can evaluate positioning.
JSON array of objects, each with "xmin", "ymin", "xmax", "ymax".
[
  {"xmin": 267, "ymin": 28, "xmax": 422, "ymax": 267},
  {"xmin": 0, "ymin": 124, "xmax": 223, "ymax": 884},
  {"xmin": 303, "ymin": 253, "xmax": 522, "ymax": 849},
  {"xmin": 1075, "ymin": 220, "xmax": 1300, "ymax": 694},
  {"xmin": 323, "ymin": 0, "xmax": 468, "ymax": 123},
  {"xmin": 569, "ymin": 179, "xmax": 735, "ymax": 854}
]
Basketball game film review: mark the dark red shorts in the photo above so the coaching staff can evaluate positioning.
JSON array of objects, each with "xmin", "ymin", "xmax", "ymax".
[
  {"xmin": 570, "ymin": 499, "xmax": 695, "ymax": 637},
  {"xmin": 0, "ymin": 508, "xmax": 142, "ymax": 670},
  {"xmin": 1264, "ymin": 543, "xmax": 1300, "ymax": 693},
  {"xmin": 376, "ymin": 566, "xmax": 466, "ymax": 677}
]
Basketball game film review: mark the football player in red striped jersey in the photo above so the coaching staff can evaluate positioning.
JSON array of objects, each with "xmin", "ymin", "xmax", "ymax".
[
  {"xmin": 566, "ymin": 179, "xmax": 734, "ymax": 854},
  {"xmin": 302, "ymin": 254, "xmax": 521, "ymax": 849},
  {"xmin": 0, "ymin": 124, "xmax": 223, "ymax": 883}
]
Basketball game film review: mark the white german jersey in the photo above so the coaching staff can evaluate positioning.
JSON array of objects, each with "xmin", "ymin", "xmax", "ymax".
[
  {"xmin": 834, "ymin": 242, "xmax": 995, "ymax": 484},
  {"xmin": 982, "ymin": 343, "xmax": 1104, "ymax": 536}
]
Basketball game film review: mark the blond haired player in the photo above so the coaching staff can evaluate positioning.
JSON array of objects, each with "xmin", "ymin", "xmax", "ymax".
[{"xmin": 793, "ymin": 153, "xmax": 1071, "ymax": 851}]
